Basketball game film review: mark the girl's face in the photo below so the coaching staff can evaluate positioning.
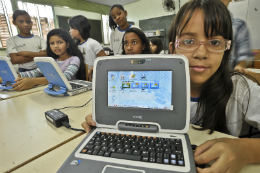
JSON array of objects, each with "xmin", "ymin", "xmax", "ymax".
[
  {"xmin": 69, "ymin": 27, "xmax": 81, "ymax": 39},
  {"xmin": 49, "ymin": 35, "xmax": 68, "ymax": 57},
  {"xmin": 13, "ymin": 15, "xmax": 32, "ymax": 34},
  {"xmin": 150, "ymin": 42, "xmax": 157, "ymax": 54},
  {"xmin": 124, "ymin": 32, "xmax": 145, "ymax": 55},
  {"xmin": 171, "ymin": 9, "xmax": 225, "ymax": 87},
  {"xmin": 110, "ymin": 7, "xmax": 127, "ymax": 27}
]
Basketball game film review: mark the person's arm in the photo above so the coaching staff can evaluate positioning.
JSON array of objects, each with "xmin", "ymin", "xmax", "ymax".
[
  {"xmin": 82, "ymin": 113, "xmax": 96, "ymax": 134},
  {"xmin": 233, "ymin": 21, "xmax": 253, "ymax": 72},
  {"xmin": 9, "ymin": 53, "xmax": 34, "ymax": 64},
  {"xmin": 17, "ymin": 50, "xmax": 47, "ymax": 58},
  {"xmin": 63, "ymin": 64, "xmax": 79, "ymax": 81},
  {"xmin": 97, "ymin": 50, "xmax": 107, "ymax": 57},
  {"xmin": 88, "ymin": 67, "xmax": 93, "ymax": 82},
  {"xmin": 12, "ymin": 77, "xmax": 48, "ymax": 91},
  {"xmin": 194, "ymin": 138, "xmax": 260, "ymax": 173}
]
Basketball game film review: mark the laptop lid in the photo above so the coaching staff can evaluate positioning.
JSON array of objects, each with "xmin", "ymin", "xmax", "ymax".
[
  {"xmin": 0, "ymin": 56, "xmax": 18, "ymax": 83},
  {"xmin": 92, "ymin": 55, "xmax": 190, "ymax": 134},
  {"xmin": 34, "ymin": 57, "xmax": 72, "ymax": 90}
]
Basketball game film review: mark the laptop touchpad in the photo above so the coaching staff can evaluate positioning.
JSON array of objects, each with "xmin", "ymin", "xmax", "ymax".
[{"xmin": 102, "ymin": 165, "xmax": 145, "ymax": 173}]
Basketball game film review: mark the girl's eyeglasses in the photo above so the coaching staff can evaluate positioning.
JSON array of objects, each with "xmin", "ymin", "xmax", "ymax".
[{"xmin": 175, "ymin": 39, "xmax": 231, "ymax": 52}]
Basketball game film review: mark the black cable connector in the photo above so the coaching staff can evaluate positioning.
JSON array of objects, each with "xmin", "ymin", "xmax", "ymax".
[{"xmin": 61, "ymin": 121, "xmax": 85, "ymax": 132}]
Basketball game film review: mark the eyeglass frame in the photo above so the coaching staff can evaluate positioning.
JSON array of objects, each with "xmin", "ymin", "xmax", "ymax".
[{"xmin": 175, "ymin": 39, "xmax": 232, "ymax": 52}]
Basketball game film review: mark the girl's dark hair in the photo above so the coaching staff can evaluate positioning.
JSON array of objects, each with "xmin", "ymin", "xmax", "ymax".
[
  {"xmin": 168, "ymin": 0, "xmax": 235, "ymax": 134},
  {"xmin": 68, "ymin": 15, "xmax": 91, "ymax": 45},
  {"xmin": 13, "ymin": 10, "xmax": 30, "ymax": 21},
  {"xmin": 121, "ymin": 28, "xmax": 152, "ymax": 55},
  {"xmin": 109, "ymin": 4, "xmax": 125, "ymax": 30},
  {"xmin": 47, "ymin": 29, "xmax": 86, "ymax": 80},
  {"xmin": 150, "ymin": 37, "xmax": 164, "ymax": 54}
]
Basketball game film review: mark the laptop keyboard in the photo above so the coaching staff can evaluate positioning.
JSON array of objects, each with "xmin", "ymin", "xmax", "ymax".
[
  {"xmin": 80, "ymin": 131, "xmax": 185, "ymax": 166},
  {"xmin": 70, "ymin": 83, "xmax": 83, "ymax": 89}
]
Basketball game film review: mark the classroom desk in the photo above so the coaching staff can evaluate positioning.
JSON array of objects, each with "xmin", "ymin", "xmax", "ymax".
[
  {"xmin": 0, "ymin": 85, "xmax": 47, "ymax": 100},
  {"xmin": 10, "ymin": 125, "xmax": 260, "ymax": 173},
  {"xmin": 0, "ymin": 90, "xmax": 92, "ymax": 173}
]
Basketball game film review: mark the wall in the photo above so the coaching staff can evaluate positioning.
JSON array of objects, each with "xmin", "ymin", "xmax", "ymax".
[{"xmin": 124, "ymin": 0, "xmax": 189, "ymax": 27}]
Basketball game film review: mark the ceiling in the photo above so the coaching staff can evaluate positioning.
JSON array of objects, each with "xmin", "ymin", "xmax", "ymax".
[{"xmin": 84, "ymin": 0, "xmax": 140, "ymax": 6}]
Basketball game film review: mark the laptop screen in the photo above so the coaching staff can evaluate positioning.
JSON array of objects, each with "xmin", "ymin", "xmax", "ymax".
[{"xmin": 108, "ymin": 71, "xmax": 172, "ymax": 110}]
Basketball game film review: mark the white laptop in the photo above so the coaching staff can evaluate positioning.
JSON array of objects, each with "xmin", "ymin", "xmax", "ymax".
[
  {"xmin": 34, "ymin": 57, "xmax": 91, "ymax": 96},
  {"xmin": 57, "ymin": 55, "xmax": 196, "ymax": 173}
]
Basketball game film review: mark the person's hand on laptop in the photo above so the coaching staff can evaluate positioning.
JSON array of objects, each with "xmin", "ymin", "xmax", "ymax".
[
  {"xmin": 0, "ymin": 77, "xmax": 2, "ymax": 84},
  {"xmin": 12, "ymin": 78, "xmax": 37, "ymax": 91},
  {"xmin": 88, "ymin": 67, "xmax": 93, "ymax": 82},
  {"xmin": 194, "ymin": 138, "xmax": 251, "ymax": 173},
  {"xmin": 82, "ymin": 113, "xmax": 96, "ymax": 133}
]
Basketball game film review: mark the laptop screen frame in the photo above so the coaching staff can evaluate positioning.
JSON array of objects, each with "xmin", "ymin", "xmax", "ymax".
[{"xmin": 92, "ymin": 55, "xmax": 190, "ymax": 133}]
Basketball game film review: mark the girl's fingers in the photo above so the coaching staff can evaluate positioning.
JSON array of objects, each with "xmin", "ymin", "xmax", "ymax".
[
  {"xmin": 194, "ymin": 139, "xmax": 217, "ymax": 157},
  {"xmin": 81, "ymin": 121, "xmax": 91, "ymax": 134},
  {"xmin": 86, "ymin": 114, "xmax": 96, "ymax": 126}
]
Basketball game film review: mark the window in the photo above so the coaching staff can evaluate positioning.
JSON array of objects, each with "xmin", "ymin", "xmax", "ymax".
[
  {"xmin": 0, "ymin": 0, "xmax": 55, "ymax": 48},
  {"xmin": 102, "ymin": 14, "xmax": 111, "ymax": 45}
]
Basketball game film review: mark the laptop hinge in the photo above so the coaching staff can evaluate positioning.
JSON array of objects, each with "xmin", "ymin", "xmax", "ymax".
[{"xmin": 118, "ymin": 122, "xmax": 158, "ymax": 133}]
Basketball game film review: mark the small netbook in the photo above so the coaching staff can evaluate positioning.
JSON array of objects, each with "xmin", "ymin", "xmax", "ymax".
[
  {"xmin": 57, "ymin": 55, "xmax": 196, "ymax": 173},
  {"xmin": 0, "ymin": 56, "xmax": 18, "ymax": 90},
  {"xmin": 34, "ymin": 57, "xmax": 92, "ymax": 96}
]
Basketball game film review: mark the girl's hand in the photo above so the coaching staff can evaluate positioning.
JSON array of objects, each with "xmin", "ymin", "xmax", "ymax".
[
  {"xmin": 81, "ymin": 113, "xmax": 96, "ymax": 134},
  {"xmin": 17, "ymin": 51, "xmax": 30, "ymax": 57},
  {"xmin": 194, "ymin": 138, "xmax": 249, "ymax": 173},
  {"xmin": 12, "ymin": 78, "xmax": 36, "ymax": 91}
]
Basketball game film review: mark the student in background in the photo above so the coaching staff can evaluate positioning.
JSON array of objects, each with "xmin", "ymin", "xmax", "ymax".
[
  {"xmin": 12, "ymin": 29, "xmax": 86, "ymax": 91},
  {"xmin": 69, "ymin": 15, "xmax": 106, "ymax": 82},
  {"xmin": 82, "ymin": 0, "xmax": 260, "ymax": 172},
  {"xmin": 109, "ymin": 4, "xmax": 139, "ymax": 55},
  {"xmin": 221, "ymin": 0, "xmax": 253, "ymax": 72},
  {"xmin": 122, "ymin": 28, "xmax": 152, "ymax": 55},
  {"xmin": 6, "ymin": 10, "xmax": 47, "ymax": 72},
  {"xmin": 150, "ymin": 37, "xmax": 164, "ymax": 54}
]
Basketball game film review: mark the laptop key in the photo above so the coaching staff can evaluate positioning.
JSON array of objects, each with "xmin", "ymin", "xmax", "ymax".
[
  {"xmin": 142, "ymin": 156, "xmax": 149, "ymax": 162},
  {"xmin": 149, "ymin": 157, "xmax": 156, "ymax": 163},
  {"xmin": 124, "ymin": 149, "xmax": 132, "ymax": 155},
  {"xmin": 94, "ymin": 142, "xmax": 101, "ymax": 146},
  {"xmin": 101, "ymin": 146, "xmax": 108, "ymax": 151},
  {"xmin": 85, "ymin": 145, "xmax": 94, "ymax": 149},
  {"xmin": 104, "ymin": 151, "xmax": 111, "ymax": 157},
  {"xmin": 88, "ymin": 141, "xmax": 94, "ymax": 145},
  {"xmin": 141, "ymin": 151, "xmax": 149, "ymax": 156},
  {"xmin": 164, "ymin": 159, "xmax": 169, "ymax": 164},
  {"xmin": 133, "ymin": 150, "xmax": 141, "ymax": 155},
  {"xmin": 98, "ymin": 151, "xmax": 104, "ymax": 156},
  {"xmin": 86, "ymin": 149, "xmax": 93, "ymax": 155},
  {"xmin": 110, "ymin": 153, "xmax": 141, "ymax": 161},
  {"xmin": 156, "ymin": 157, "xmax": 162, "ymax": 163},
  {"xmin": 92, "ymin": 150, "xmax": 99, "ymax": 155},
  {"xmin": 116, "ymin": 148, "xmax": 124, "ymax": 153},
  {"xmin": 171, "ymin": 159, "xmax": 177, "ymax": 165},
  {"xmin": 94, "ymin": 146, "xmax": 101, "ymax": 150},
  {"xmin": 150, "ymin": 151, "xmax": 156, "ymax": 157},
  {"xmin": 157, "ymin": 153, "xmax": 163, "ymax": 158},
  {"xmin": 108, "ymin": 147, "xmax": 116, "ymax": 153}
]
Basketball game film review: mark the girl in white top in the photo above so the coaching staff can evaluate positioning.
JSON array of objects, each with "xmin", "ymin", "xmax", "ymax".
[
  {"xmin": 82, "ymin": 0, "xmax": 260, "ymax": 172},
  {"xmin": 69, "ymin": 15, "xmax": 106, "ymax": 81},
  {"xmin": 109, "ymin": 4, "xmax": 139, "ymax": 55}
]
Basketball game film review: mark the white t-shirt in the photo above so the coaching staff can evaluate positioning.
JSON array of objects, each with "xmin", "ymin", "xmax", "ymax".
[
  {"xmin": 190, "ymin": 75, "xmax": 260, "ymax": 137},
  {"xmin": 78, "ymin": 38, "xmax": 103, "ymax": 69},
  {"xmin": 110, "ymin": 24, "xmax": 140, "ymax": 55},
  {"xmin": 6, "ymin": 35, "xmax": 46, "ymax": 69}
]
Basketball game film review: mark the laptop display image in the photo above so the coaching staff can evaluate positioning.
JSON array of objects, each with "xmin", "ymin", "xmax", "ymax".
[
  {"xmin": 34, "ymin": 57, "xmax": 92, "ymax": 96},
  {"xmin": 0, "ymin": 56, "xmax": 18, "ymax": 90},
  {"xmin": 57, "ymin": 55, "xmax": 196, "ymax": 173}
]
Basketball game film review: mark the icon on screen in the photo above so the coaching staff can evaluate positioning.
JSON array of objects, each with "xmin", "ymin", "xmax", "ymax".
[
  {"xmin": 141, "ymin": 83, "xmax": 149, "ymax": 89},
  {"xmin": 111, "ymin": 74, "xmax": 115, "ymax": 80},
  {"xmin": 121, "ymin": 74, "xmax": 125, "ymax": 80},
  {"xmin": 131, "ymin": 83, "xmax": 139, "ymax": 88},
  {"xmin": 141, "ymin": 74, "xmax": 146, "ymax": 79},
  {"xmin": 150, "ymin": 82, "xmax": 159, "ymax": 89},
  {"xmin": 122, "ymin": 82, "xmax": 130, "ymax": 88}
]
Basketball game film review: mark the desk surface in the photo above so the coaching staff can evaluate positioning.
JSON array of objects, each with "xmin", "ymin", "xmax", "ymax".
[
  {"xmin": 0, "ymin": 91, "xmax": 92, "ymax": 172},
  {"xmin": 0, "ymin": 85, "xmax": 47, "ymax": 100},
  {"xmin": 11, "ymin": 125, "xmax": 260, "ymax": 173}
]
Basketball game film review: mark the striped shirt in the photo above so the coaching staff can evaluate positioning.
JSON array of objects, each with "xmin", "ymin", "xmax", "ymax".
[
  {"xmin": 229, "ymin": 13, "xmax": 253, "ymax": 69},
  {"xmin": 20, "ymin": 56, "xmax": 80, "ymax": 80}
]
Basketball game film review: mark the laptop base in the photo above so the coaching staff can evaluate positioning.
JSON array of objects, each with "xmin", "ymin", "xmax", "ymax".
[{"xmin": 57, "ymin": 130, "xmax": 196, "ymax": 173}]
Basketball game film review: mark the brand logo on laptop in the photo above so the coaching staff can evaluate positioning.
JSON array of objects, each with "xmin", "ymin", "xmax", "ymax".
[
  {"xmin": 133, "ymin": 116, "xmax": 142, "ymax": 119},
  {"xmin": 47, "ymin": 73, "xmax": 54, "ymax": 78},
  {"xmin": 1, "ymin": 70, "xmax": 7, "ymax": 74}
]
